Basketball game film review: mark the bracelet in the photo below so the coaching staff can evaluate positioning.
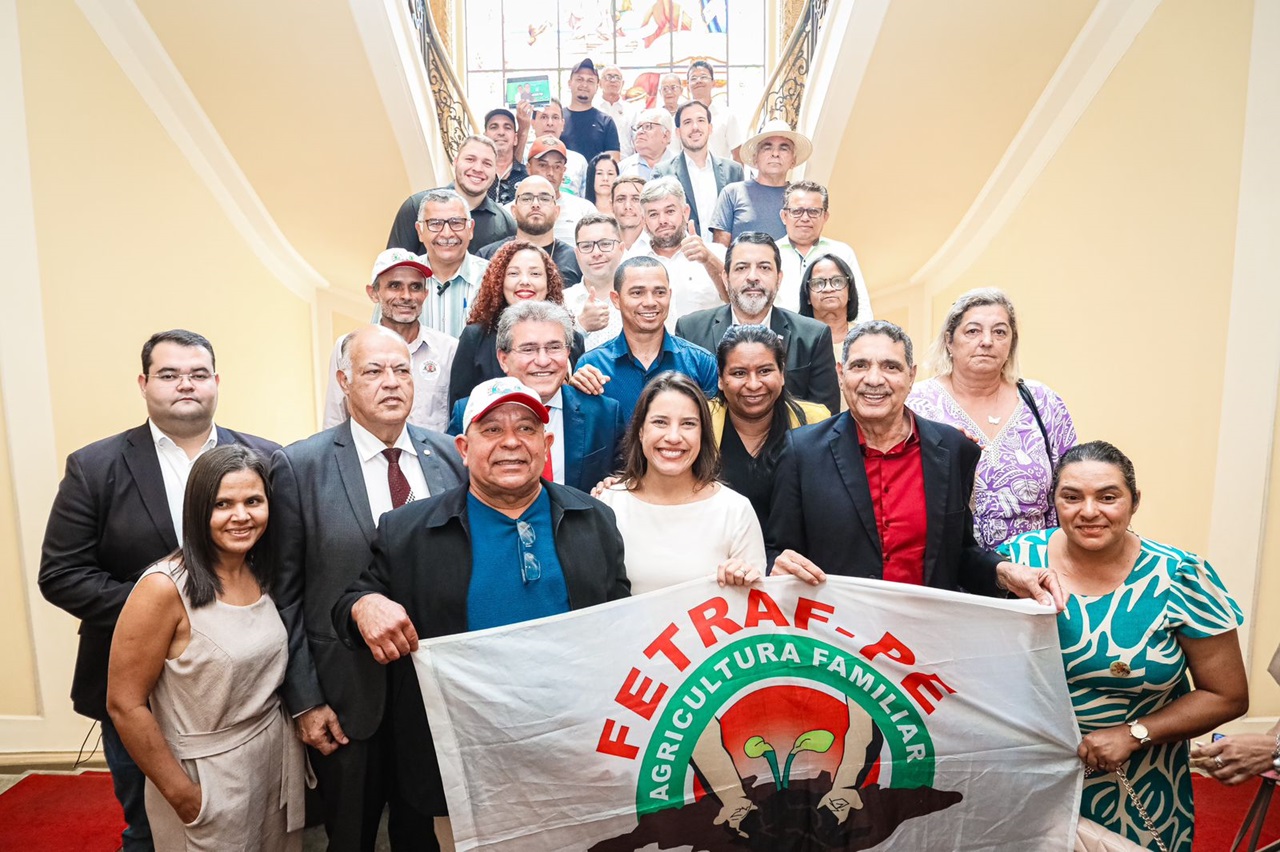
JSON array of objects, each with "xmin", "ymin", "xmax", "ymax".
[{"xmin": 1272, "ymin": 733, "xmax": 1280, "ymax": 773}]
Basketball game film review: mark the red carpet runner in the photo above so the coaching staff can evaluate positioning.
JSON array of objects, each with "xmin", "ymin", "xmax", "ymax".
[
  {"xmin": 0, "ymin": 768, "xmax": 1274, "ymax": 849},
  {"xmin": 0, "ymin": 771, "xmax": 123, "ymax": 851}
]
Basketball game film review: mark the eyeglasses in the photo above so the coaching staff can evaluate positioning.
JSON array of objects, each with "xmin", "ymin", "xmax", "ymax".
[
  {"xmin": 633, "ymin": 122, "xmax": 663, "ymax": 135},
  {"xmin": 660, "ymin": 85, "xmax": 682, "ymax": 93},
  {"xmin": 419, "ymin": 217, "xmax": 468, "ymax": 232},
  {"xmin": 515, "ymin": 193, "xmax": 556, "ymax": 205},
  {"xmin": 602, "ymin": 73, "xmax": 624, "ymax": 82},
  {"xmin": 149, "ymin": 370, "xmax": 215, "ymax": 384},
  {"xmin": 511, "ymin": 342, "xmax": 568, "ymax": 357},
  {"xmin": 783, "ymin": 206, "xmax": 825, "ymax": 219},
  {"xmin": 517, "ymin": 519, "xmax": 541, "ymax": 583},
  {"xmin": 808, "ymin": 276, "xmax": 848, "ymax": 292},
  {"xmin": 688, "ymin": 75, "xmax": 713, "ymax": 84},
  {"xmin": 575, "ymin": 238, "xmax": 619, "ymax": 253}
]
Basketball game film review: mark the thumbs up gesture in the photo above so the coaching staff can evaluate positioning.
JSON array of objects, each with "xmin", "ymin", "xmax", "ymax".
[
  {"xmin": 679, "ymin": 220, "xmax": 711, "ymax": 264},
  {"xmin": 577, "ymin": 288, "xmax": 611, "ymax": 333}
]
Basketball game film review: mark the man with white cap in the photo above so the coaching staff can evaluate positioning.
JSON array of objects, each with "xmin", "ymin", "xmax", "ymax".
[
  {"xmin": 710, "ymin": 119, "xmax": 813, "ymax": 245},
  {"xmin": 323, "ymin": 248, "xmax": 458, "ymax": 432},
  {"xmin": 333, "ymin": 376, "xmax": 629, "ymax": 851}
]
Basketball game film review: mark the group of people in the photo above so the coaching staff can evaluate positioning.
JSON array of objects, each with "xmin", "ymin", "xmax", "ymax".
[{"xmin": 34, "ymin": 56, "xmax": 1276, "ymax": 852}]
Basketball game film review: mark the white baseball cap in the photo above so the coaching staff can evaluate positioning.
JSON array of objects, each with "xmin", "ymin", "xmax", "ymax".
[
  {"xmin": 461, "ymin": 377, "xmax": 550, "ymax": 432},
  {"xmin": 370, "ymin": 248, "xmax": 432, "ymax": 286}
]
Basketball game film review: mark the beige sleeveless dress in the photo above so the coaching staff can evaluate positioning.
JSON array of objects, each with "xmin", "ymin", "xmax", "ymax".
[{"xmin": 141, "ymin": 561, "xmax": 309, "ymax": 851}]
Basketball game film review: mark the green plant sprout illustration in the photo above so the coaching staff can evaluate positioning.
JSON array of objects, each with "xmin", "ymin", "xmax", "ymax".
[{"xmin": 744, "ymin": 730, "xmax": 835, "ymax": 789}]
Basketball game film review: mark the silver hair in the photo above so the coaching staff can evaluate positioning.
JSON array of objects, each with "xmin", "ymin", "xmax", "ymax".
[
  {"xmin": 633, "ymin": 107, "xmax": 673, "ymax": 133},
  {"xmin": 496, "ymin": 301, "xmax": 575, "ymax": 352},
  {"xmin": 337, "ymin": 326, "xmax": 409, "ymax": 382},
  {"xmin": 417, "ymin": 188, "xmax": 472, "ymax": 221},
  {"xmin": 925, "ymin": 287, "xmax": 1021, "ymax": 382},
  {"xmin": 639, "ymin": 175, "xmax": 686, "ymax": 206},
  {"xmin": 841, "ymin": 320, "xmax": 915, "ymax": 368}
]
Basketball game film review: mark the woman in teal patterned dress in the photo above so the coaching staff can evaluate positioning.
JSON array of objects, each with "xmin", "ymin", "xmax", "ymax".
[{"xmin": 998, "ymin": 441, "xmax": 1248, "ymax": 851}]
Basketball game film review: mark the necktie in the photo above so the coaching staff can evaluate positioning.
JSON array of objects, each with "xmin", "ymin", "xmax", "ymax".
[
  {"xmin": 382, "ymin": 448, "xmax": 411, "ymax": 508},
  {"xmin": 543, "ymin": 452, "xmax": 554, "ymax": 482}
]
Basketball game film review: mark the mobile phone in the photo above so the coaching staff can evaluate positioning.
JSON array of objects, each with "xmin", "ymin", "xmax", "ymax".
[{"xmin": 1212, "ymin": 733, "xmax": 1225, "ymax": 742}]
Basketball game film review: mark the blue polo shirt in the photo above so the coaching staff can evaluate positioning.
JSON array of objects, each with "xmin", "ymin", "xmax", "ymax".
[
  {"xmin": 576, "ymin": 331, "xmax": 719, "ymax": 420},
  {"xmin": 465, "ymin": 489, "xmax": 569, "ymax": 631}
]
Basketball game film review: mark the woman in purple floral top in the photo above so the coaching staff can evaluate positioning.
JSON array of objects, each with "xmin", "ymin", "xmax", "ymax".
[{"xmin": 906, "ymin": 288, "xmax": 1076, "ymax": 548}]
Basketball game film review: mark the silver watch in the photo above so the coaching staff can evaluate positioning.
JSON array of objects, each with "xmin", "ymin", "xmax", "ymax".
[{"xmin": 1128, "ymin": 720, "xmax": 1151, "ymax": 745}]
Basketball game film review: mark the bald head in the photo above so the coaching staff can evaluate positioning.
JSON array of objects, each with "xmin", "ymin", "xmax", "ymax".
[{"xmin": 337, "ymin": 325, "xmax": 414, "ymax": 443}]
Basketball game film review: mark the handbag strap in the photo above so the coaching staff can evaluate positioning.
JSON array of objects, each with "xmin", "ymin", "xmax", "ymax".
[
  {"xmin": 1016, "ymin": 378, "xmax": 1054, "ymax": 467},
  {"xmin": 1084, "ymin": 765, "xmax": 1170, "ymax": 852}
]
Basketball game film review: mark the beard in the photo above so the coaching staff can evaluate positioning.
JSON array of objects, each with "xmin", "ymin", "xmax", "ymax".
[
  {"xmin": 649, "ymin": 223, "xmax": 687, "ymax": 250},
  {"xmin": 731, "ymin": 289, "xmax": 771, "ymax": 317},
  {"xmin": 518, "ymin": 216, "xmax": 555, "ymax": 237}
]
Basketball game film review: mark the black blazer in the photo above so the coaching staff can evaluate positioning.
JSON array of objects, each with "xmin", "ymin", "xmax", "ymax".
[
  {"xmin": 447, "ymin": 385, "xmax": 625, "ymax": 493},
  {"xmin": 447, "ymin": 323, "xmax": 586, "ymax": 409},
  {"xmin": 332, "ymin": 481, "xmax": 629, "ymax": 814},
  {"xmin": 766, "ymin": 412, "xmax": 1002, "ymax": 596},
  {"xmin": 38, "ymin": 423, "xmax": 280, "ymax": 720},
  {"xmin": 654, "ymin": 152, "xmax": 744, "ymax": 237},
  {"xmin": 674, "ymin": 305, "xmax": 840, "ymax": 413},
  {"xmin": 265, "ymin": 421, "xmax": 465, "ymax": 740}
]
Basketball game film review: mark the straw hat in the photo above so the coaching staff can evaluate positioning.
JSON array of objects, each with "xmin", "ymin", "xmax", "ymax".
[{"xmin": 740, "ymin": 119, "xmax": 813, "ymax": 166}]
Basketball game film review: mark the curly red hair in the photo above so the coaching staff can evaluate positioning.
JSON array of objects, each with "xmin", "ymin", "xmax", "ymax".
[{"xmin": 467, "ymin": 241, "xmax": 566, "ymax": 331}]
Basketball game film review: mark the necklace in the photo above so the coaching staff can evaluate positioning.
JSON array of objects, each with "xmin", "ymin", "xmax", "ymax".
[{"xmin": 987, "ymin": 414, "xmax": 1001, "ymax": 425}]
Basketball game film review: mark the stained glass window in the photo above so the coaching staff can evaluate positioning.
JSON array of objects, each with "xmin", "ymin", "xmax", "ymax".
[{"xmin": 462, "ymin": 0, "xmax": 767, "ymax": 119}]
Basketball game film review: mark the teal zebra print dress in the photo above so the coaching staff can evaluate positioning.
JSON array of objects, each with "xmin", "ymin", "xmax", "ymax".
[{"xmin": 998, "ymin": 529, "xmax": 1243, "ymax": 851}]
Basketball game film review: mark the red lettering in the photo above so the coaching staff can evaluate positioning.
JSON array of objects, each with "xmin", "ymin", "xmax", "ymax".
[
  {"xmin": 689, "ymin": 597, "xmax": 742, "ymax": 648},
  {"xmin": 794, "ymin": 597, "xmax": 836, "ymax": 630},
  {"xmin": 644, "ymin": 622, "xmax": 691, "ymax": 671},
  {"xmin": 902, "ymin": 672, "xmax": 956, "ymax": 714},
  {"xmin": 596, "ymin": 718, "xmax": 640, "ymax": 759},
  {"xmin": 743, "ymin": 589, "xmax": 790, "ymax": 629},
  {"xmin": 614, "ymin": 667, "xmax": 668, "ymax": 721},
  {"xmin": 860, "ymin": 631, "xmax": 916, "ymax": 665}
]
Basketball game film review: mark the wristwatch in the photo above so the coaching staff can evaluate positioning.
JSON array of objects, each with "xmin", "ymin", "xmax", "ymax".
[{"xmin": 1128, "ymin": 720, "xmax": 1151, "ymax": 745}]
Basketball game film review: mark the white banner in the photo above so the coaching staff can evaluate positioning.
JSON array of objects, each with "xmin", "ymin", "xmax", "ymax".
[{"xmin": 414, "ymin": 576, "xmax": 1082, "ymax": 851}]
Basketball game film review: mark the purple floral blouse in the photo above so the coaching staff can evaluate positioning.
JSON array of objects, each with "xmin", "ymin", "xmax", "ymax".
[{"xmin": 906, "ymin": 378, "xmax": 1076, "ymax": 549}]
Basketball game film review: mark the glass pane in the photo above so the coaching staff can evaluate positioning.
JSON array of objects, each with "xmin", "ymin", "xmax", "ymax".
[
  {"xmin": 503, "ymin": 0, "xmax": 560, "ymax": 71},
  {"xmin": 727, "ymin": 0, "xmax": 767, "ymax": 66},
  {"xmin": 466, "ymin": 72, "xmax": 504, "ymax": 113}
]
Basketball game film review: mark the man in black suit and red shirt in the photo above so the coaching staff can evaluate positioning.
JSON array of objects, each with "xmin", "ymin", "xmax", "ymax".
[
  {"xmin": 39, "ymin": 329, "xmax": 278, "ymax": 852},
  {"xmin": 765, "ymin": 320, "xmax": 1064, "ymax": 608}
]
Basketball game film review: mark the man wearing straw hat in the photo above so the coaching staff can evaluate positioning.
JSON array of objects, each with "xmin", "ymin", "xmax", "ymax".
[{"xmin": 709, "ymin": 118, "xmax": 813, "ymax": 245}]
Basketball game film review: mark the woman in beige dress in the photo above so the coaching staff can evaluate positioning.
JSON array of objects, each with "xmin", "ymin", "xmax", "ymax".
[{"xmin": 108, "ymin": 445, "xmax": 307, "ymax": 851}]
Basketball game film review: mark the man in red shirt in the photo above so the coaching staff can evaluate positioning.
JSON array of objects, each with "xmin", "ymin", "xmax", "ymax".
[{"xmin": 766, "ymin": 320, "xmax": 1063, "ymax": 607}]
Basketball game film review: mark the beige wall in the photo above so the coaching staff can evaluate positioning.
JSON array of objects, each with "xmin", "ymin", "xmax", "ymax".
[
  {"xmin": 1249, "ymin": 384, "xmax": 1280, "ymax": 717},
  {"xmin": 0, "ymin": 0, "xmax": 427, "ymax": 751}
]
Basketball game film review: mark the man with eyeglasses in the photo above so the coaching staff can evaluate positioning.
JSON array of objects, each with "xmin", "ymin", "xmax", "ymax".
[
  {"xmin": 324, "ymin": 248, "xmax": 459, "ymax": 432},
  {"xmin": 512, "ymin": 135, "xmax": 596, "ymax": 245},
  {"xmin": 654, "ymin": 99, "xmax": 744, "ymax": 240},
  {"xmin": 387, "ymin": 135, "xmax": 515, "ymax": 256},
  {"xmin": 446, "ymin": 302, "xmax": 624, "ymax": 492},
  {"xmin": 710, "ymin": 120, "xmax": 812, "ymax": 245},
  {"xmin": 686, "ymin": 60, "xmax": 745, "ymax": 163},
  {"xmin": 335, "ymin": 375, "xmax": 628, "ymax": 851},
  {"xmin": 40, "ymin": 329, "xmax": 278, "ymax": 852},
  {"xmin": 409, "ymin": 188, "xmax": 491, "ymax": 338},
  {"xmin": 564, "ymin": 213, "xmax": 626, "ymax": 349},
  {"xmin": 270, "ymin": 324, "xmax": 465, "ymax": 852},
  {"xmin": 775, "ymin": 180, "xmax": 874, "ymax": 320},
  {"xmin": 593, "ymin": 64, "xmax": 636, "ymax": 158},
  {"xmin": 618, "ymin": 108, "xmax": 674, "ymax": 180},
  {"xmin": 478, "ymin": 174, "xmax": 582, "ymax": 287},
  {"xmin": 674, "ymin": 231, "xmax": 840, "ymax": 413},
  {"xmin": 561, "ymin": 58, "xmax": 621, "ymax": 164}
]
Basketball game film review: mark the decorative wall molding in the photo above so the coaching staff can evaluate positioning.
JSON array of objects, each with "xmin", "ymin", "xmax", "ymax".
[
  {"xmin": 909, "ymin": 0, "xmax": 1162, "ymax": 295},
  {"xmin": 75, "ymin": 0, "xmax": 330, "ymax": 301},
  {"xmin": 1205, "ymin": 0, "xmax": 1280, "ymax": 665}
]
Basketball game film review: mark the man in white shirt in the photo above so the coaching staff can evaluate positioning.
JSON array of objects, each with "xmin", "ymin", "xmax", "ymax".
[
  {"xmin": 411, "ymin": 189, "xmax": 490, "ymax": 337},
  {"xmin": 593, "ymin": 64, "xmax": 636, "ymax": 157},
  {"xmin": 39, "ymin": 329, "xmax": 278, "ymax": 851},
  {"xmin": 775, "ymin": 179, "xmax": 873, "ymax": 321},
  {"xmin": 564, "ymin": 213, "xmax": 625, "ymax": 349},
  {"xmin": 610, "ymin": 175, "xmax": 649, "ymax": 252},
  {"xmin": 326, "ymin": 247, "xmax": 458, "ymax": 432},
  {"xmin": 619, "ymin": 108, "xmax": 673, "ymax": 180},
  {"xmin": 654, "ymin": 100, "xmax": 744, "ymax": 240},
  {"xmin": 626, "ymin": 176, "xmax": 728, "ymax": 326},
  {"xmin": 270, "ymin": 325, "xmax": 465, "ymax": 852},
  {"xmin": 687, "ymin": 60, "xmax": 745, "ymax": 163}
]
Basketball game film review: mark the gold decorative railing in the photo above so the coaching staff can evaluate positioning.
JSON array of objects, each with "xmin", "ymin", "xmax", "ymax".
[
  {"xmin": 748, "ymin": 0, "xmax": 831, "ymax": 133},
  {"xmin": 410, "ymin": 0, "xmax": 479, "ymax": 163}
]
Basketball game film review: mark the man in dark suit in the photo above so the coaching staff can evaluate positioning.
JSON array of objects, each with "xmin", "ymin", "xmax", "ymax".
[
  {"xmin": 766, "ymin": 320, "xmax": 1063, "ymax": 607},
  {"xmin": 675, "ymin": 231, "xmax": 840, "ymax": 413},
  {"xmin": 268, "ymin": 324, "xmax": 465, "ymax": 851},
  {"xmin": 655, "ymin": 100, "xmax": 744, "ymax": 239},
  {"xmin": 334, "ymin": 376, "xmax": 629, "ymax": 847},
  {"xmin": 447, "ymin": 301, "xmax": 623, "ymax": 492},
  {"xmin": 39, "ymin": 329, "xmax": 278, "ymax": 852}
]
